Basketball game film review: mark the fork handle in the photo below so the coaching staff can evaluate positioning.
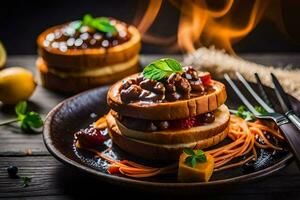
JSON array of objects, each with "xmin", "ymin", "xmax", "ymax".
[
  {"xmin": 279, "ymin": 122, "xmax": 300, "ymax": 169},
  {"xmin": 286, "ymin": 111, "xmax": 300, "ymax": 130}
]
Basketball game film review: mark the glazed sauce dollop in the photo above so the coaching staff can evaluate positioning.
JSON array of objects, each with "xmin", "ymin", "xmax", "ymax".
[
  {"xmin": 43, "ymin": 19, "xmax": 131, "ymax": 52},
  {"xmin": 119, "ymin": 66, "xmax": 214, "ymax": 103}
]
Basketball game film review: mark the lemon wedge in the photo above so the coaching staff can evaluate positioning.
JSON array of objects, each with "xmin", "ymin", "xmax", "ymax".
[{"xmin": 0, "ymin": 41, "xmax": 7, "ymax": 69}]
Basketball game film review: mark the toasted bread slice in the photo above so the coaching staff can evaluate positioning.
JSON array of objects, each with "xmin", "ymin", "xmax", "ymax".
[
  {"xmin": 107, "ymin": 74, "xmax": 227, "ymax": 120},
  {"xmin": 37, "ymin": 56, "xmax": 139, "ymax": 93},
  {"xmin": 37, "ymin": 25, "xmax": 141, "ymax": 71},
  {"xmin": 108, "ymin": 124, "xmax": 228, "ymax": 161},
  {"xmin": 108, "ymin": 104, "xmax": 229, "ymax": 144}
]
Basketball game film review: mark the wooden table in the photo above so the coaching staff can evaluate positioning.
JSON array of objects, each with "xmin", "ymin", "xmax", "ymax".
[{"xmin": 1, "ymin": 55, "xmax": 300, "ymax": 199}]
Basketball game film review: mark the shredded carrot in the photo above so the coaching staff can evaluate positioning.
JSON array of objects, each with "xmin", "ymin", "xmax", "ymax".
[
  {"xmin": 207, "ymin": 115, "xmax": 283, "ymax": 171},
  {"xmin": 75, "ymin": 114, "xmax": 284, "ymax": 178},
  {"xmin": 75, "ymin": 141, "xmax": 177, "ymax": 178}
]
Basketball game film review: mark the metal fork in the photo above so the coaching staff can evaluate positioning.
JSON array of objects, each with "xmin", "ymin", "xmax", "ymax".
[{"xmin": 224, "ymin": 72, "xmax": 300, "ymax": 168}]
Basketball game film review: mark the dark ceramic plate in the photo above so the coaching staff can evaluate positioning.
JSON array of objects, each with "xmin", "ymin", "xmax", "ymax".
[{"xmin": 43, "ymin": 80, "xmax": 299, "ymax": 191}]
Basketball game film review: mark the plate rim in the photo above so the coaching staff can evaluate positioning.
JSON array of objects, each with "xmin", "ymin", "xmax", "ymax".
[{"xmin": 43, "ymin": 85, "xmax": 293, "ymax": 188}]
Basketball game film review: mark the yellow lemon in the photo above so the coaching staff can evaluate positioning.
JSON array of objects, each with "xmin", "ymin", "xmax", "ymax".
[
  {"xmin": 0, "ymin": 42, "xmax": 6, "ymax": 68},
  {"xmin": 0, "ymin": 67, "xmax": 36, "ymax": 104}
]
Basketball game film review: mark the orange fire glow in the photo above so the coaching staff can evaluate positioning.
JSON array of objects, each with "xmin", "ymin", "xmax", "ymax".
[{"xmin": 134, "ymin": 0, "xmax": 285, "ymax": 54}]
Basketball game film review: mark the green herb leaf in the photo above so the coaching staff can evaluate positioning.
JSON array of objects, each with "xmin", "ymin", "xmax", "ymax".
[
  {"xmin": 83, "ymin": 14, "xmax": 93, "ymax": 25},
  {"xmin": 191, "ymin": 157, "xmax": 197, "ymax": 168},
  {"xmin": 195, "ymin": 149, "xmax": 204, "ymax": 156},
  {"xmin": 255, "ymin": 106, "xmax": 267, "ymax": 114},
  {"xmin": 23, "ymin": 112, "xmax": 44, "ymax": 128},
  {"xmin": 235, "ymin": 105, "xmax": 255, "ymax": 121},
  {"xmin": 20, "ymin": 112, "xmax": 43, "ymax": 132},
  {"xmin": 184, "ymin": 156, "xmax": 194, "ymax": 166},
  {"xmin": 81, "ymin": 14, "xmax": 117, "ymax": 34},
  {"xmin": 21, "ymin": 176, "xmax": 32, "ymax": 187},
  {"xmin": 0, "ymin": 101, "xmax": 43, "ymax": 132},
  {"xmin": 183, "ymin": 148, "xmax": 195, "ymax": 156},
  {"xmin": 15, "ymin": 102, "xmax": 44, "ymax": 132},
  {"xmin": 183, "ymin": 148, "xmax": 207, "ymax": 168},
  {"xmin": 15, "ymin": 101, "xmax": 27, "ymax": 116},
  {"xmin": 236, "ymin": 105, "xmax": 268, "ymax": 121},
  {"xmin": 143, "ymin": 58, "xmax": 183, "ymax": 80}
]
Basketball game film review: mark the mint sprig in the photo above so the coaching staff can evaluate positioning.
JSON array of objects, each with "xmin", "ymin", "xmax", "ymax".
[
  {"xmin": 235, "ymin": 105, "xmax": 267, "ymax": 121},
  {"xmin": 183, "ymin": 148, "xmax": 207, "ymax": 168},
  {"xmin": 254, "ymin": 106, "xmax": 268, "ymax": 115},
  {"xmin": 143, "ymin": 58, "xmax": 183, "ymax": 81},
  {"xmin": 0, "ymin": 101, "xmax": 43, "ymax": 133},
  {"xmin": 72, "ymin": 14, "xmax": 117, "ymax": 34},
  {"xmin": 21, "ymin": 176, "xmax": 32, "ymax": 187}
]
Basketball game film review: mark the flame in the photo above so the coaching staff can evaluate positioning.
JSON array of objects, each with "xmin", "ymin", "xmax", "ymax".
[
  {"xmin": 175, "ymin": 0, "xmax": 271, "ymax": 54},
  {"xmin": 133, "ymin": 0, "xmax": 286, "ymax": 54},
  {"xmin": 134, "ymin": 0, "xmax": 163, "ymax": 35},
  {"xmin": 133, "ymin": 0, "xmax": 178, "ymax": 46}
]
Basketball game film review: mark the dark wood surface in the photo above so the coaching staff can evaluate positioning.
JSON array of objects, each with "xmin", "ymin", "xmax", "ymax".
[{"xmin": 1, "ymin": 55, "xmax": 300, "ymax": 199}]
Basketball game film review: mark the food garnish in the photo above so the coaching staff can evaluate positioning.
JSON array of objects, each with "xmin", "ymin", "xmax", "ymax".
[
  {"xmin": 207, "ymin": 114, "xmax": 284, "ymax": 171},
  {"xmin": 0, "ymin": 41, "xmax": 6, "ymax": 68},
  {"xmin": 74, "ymin": 110, "xmax": 284, "ymax": 179},
  {"xmin": 20, "ymin": 176, "xmax": 32, "ymax": 187},
  {"xmin": 143, "ymin": 58, "xmax": 183, "ymax": 81},
  {"xmin": 0, "ymin": 101, "xmax": 43, "ymax": 133},
  {"xmin": 254, "ymin": 106, "xmax": 268, "ymax": 115},
  {"xmin": 120, "ymin": 60, "xmax": 213, "ymax": 103},
  {"xmin": 72, "ymin": 14, "xmax": 117, "ymax": 34},
  {"xmin": 183, "ymin": 148, "xmax": 207, "ymax": 168},
  {"xmin": 235, "ymin": 105, "xmax": 267, "ymax": 121},
  {"xmin": 178, "ymin": 150, "xmax": 214, "ymax": 182},
  {"xmin": 7, "ymin": 165, "xmax": 32, "ymax": 187},
  {"xmin": 7, "ymin": 166, "xmax": 18, "ymax": 178},
  {"xmin": 0, "ymin": 67, "xmax": 36, "ymax": 104}
]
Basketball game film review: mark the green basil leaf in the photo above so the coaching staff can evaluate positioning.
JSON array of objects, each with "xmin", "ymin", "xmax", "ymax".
[
  {"xmin": 82, "ymin": 14, "xmax": 117, "ymax": 34},
  {"xmin": 236, "ymin": 105, "xmax": 255, "ymax": 121},
  {"xmin": 21, "ymin": 176, "xmax": 32, "ymax": 187},
  {"xmin": 244, "ymin": 112, "xmax": 255, "ymax": 121},
  {"xmin": 191, "ymin": 157, "xmax": 197, "ymax": 168},
  {"xmin": 143, "ymin": 58, "xmax": 183, "ymax": 80},
  {"xmin": 237, "ymin": 105, "xmax": 246, "ymax": 113},
  {"xmin": 92, "ymin": 19, "xmax": 117, "ymax": 34},
  {"xmin": 20, "ymin": 121, "xmax": 30, "ymax": 132},
  {"xmin": 195, "ymin": 154, "xmax": 207, "ymax": 163},
  {"xmin": 24, "ymin": 112, "xmax": 44, "ymax": 128},
  {"xmin": 96, "ymin": 17, "xmax": 110, "ymax": 23},
  {"xmin": 195, "ymin": 149, "xmax": 204, "ymax": 156},
  {"xmin": 15, "ymin": 101, "xmax": 27, "ymax": 116},
  {"xmin": 183, "ymin": 148, "xmax": 195, "ymax": 156},
  {"xmin": 184, "ymin": 156, "xmax": 193, "ymax": 166},
  {"xmin": 83, "ymin": 14, "xmax": 93, "ymax": 25},
  {"xmin": 255, "ymin": 106, "xmax": 267, "ymax": 114},
  {"xmin": 164, "ymin": 58, "xmax": 183, "ymax": 72}
]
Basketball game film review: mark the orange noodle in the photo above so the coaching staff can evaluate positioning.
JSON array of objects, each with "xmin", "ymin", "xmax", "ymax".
[{"xmin": 75, "ymin": 115, "xmax": 284, "ymax": 178}]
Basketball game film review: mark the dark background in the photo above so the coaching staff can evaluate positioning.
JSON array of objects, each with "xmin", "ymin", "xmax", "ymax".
[{"xmin": 0, "ymin": 0, "xmax": 300, "ymax": 55}]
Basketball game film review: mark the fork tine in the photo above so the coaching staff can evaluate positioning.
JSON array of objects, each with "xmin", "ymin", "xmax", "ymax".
[
  {"xmin": 224, "ymin": 74, "xmax": 261, "ymax": 116},
  {"xmin": 236, "ymin": 72, "xmax": 274, "ymax": 113},
  {"xmin": 254, "ymin": 73, "xmax": 273, "ymax": 108}
]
